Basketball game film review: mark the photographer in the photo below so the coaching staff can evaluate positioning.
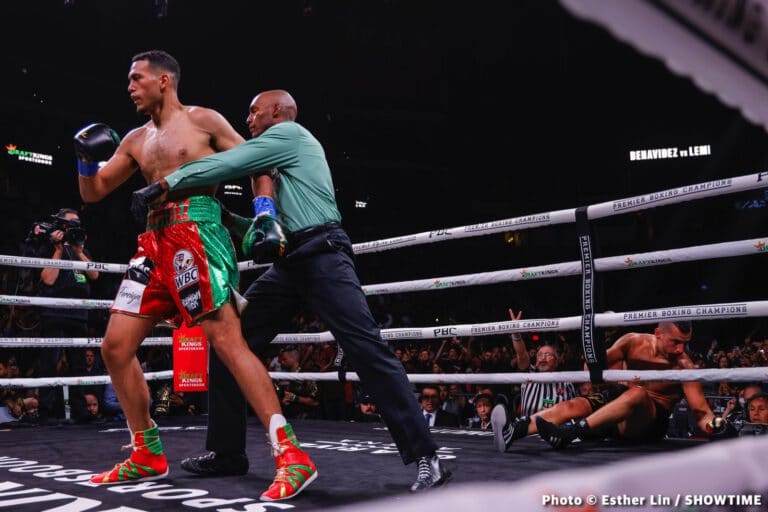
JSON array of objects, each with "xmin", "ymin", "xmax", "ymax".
[{"xmin": 34, "ymin": 208, "xmax": 99, "ymax": 422}]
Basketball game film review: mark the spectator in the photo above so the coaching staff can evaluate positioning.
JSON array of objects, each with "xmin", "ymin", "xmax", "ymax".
[
  {"xmin": 102, "ymin": 382, "xmax": 124, "ymax": 421},
  {"xmin": 0, "ymin": 394, "xmax": 22, "ymax": 424},
  {"xmin": 465, "ymin": 355, "xmax": 482, "ymax": 373},
  {"xmin": 35, "ymin": 208, "xmax": 99, "ymax": 423},
  {"xmin": 168, "ymin": 390, "xmax": 202, "ymax": 416},
  {"xmin": 274, "ymin": 348, "xmax": 320, "ymax": 419},
  {"xmin": 0, "ymin": 393, "xmax": 37, "ymax": 425},
  {"xmin": 140, "ymin": 347, "xmax": 172, "ymax": 405},
  {"xmin": 21, "ymin": 396, "xmax": 40, "ymax": 424},
  {"xmin": 466, "ymin": 394, "xmax": 493, "ymax": 430},
  {"xmin": 4, "ymin": 356, "xmax": 20, "ymax": 379},
  {"xmin": 442, "ymin": 384, "xmax": 470, "ymax": 421},
  {"xmin": 418, "ymin": 385, "xmax": 460, "ymax": 427},
  {"xmin": 479, "ymin": 348, "xmax": 499, "ymax": 373},
  {"xmin": 412, "ymin": 348, "xmax": 433, "ymax": 372},
  {"xmin": 723, "ymin": 383, "xmax": 763, "ymax": 422},
  {"xmin": 70, "ymin": 348, "xmax": 106, "ymax": 412},
  {"xmin": 438, "ymin": 339, "xmax": 466, "ymax": 373},
  {"xmin": 76, "ymin": 392, "xmax": 107, "ymax": 424},
  {"xmin": 352, "ymin": 392, "xmax": 381, "ymax": 423},
  {"xmin": 747, "ymin": 393, "xmax": 768, "ymax": 424}
]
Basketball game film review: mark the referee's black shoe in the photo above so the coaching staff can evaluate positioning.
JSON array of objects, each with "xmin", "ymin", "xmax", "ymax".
[{"xmin": 180, "ymin": 452, "xmax": 249, "ymax": 476}]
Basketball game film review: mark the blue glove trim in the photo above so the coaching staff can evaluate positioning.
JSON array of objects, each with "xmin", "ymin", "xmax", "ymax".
[
  {"xmin": 77, "ymin": 160, "xmax": 100, "ymax": 177},
  {"xmin": 253, "ymin": 196, "xmax": 277, "ymax": 217}
]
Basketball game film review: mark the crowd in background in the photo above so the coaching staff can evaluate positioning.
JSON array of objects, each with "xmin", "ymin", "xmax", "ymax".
[
  {"xmin": 2, "ymin": 296, "xmax": 767, "ymax": 432},
  {"xmin": 0, "ymin": 206, "xmax": 766, "ymax": 433}
]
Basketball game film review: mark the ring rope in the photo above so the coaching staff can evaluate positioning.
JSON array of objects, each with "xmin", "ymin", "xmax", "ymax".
[
  {"xmin": 2, "ymin": 300, "xmax": 766, "ymax": 348},
  {"xmin": 361, "ymin": 237, "xmax": 768, "ymax": 296},
  {"xmin": 1, "ymin": 367, "xmax": 765, "ymax": 389},
  {"xmin": 0, "ymin": 296, "xmax": 112, "ymax": 309},
  {"xmin": 0, "ymin": 371, "xmax": 172, "ymax": 389},
  {"xmin": 0, "ymin": 337, "xmax": 170, "ymax": 348},
  {"xmin": 264, "ymin": 367, "xmax": 768, "ymax": 384},
  {"xmin": 1, "ymin": 174, "xmax": 765, "ymax": 389},
  {"xmin": 348, "ymin": 172, "xmax": 768, "ymax": 254},
  {"xmin": 1, "ymin": 172, "xmax": 765, "ymax": 273},
  {"xmin": 2, "ymin": 237, "xmax": 765, "ymax": 308}
]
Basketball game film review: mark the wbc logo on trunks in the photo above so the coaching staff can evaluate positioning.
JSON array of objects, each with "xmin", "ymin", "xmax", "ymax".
[{"xmin": 173, "ymin": 249, "xmax": 199, "ymax": 290}]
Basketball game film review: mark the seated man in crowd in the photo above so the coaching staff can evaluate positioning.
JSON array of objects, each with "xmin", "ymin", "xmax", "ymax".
[
  {"xmin": 747, "ymin": 392, "xmax": 768, "ymax": 425},
  {"xmin": 418, "ymin": 385, "xmax": 460, "ymax": 428},
  {"xmin": 352, "ymin": 392, "xmax": 382, "ymax": 423},
  {"xmin": 466, "ymin": 393, "xmax": 493, "ymax": 430},
  {"xmin": 494, "ymin": 321, "xmax": 734, "ymax": 450},
  {"xmin": 274, "ymin": 348, "xmax": 320, "ymax": 420},
  {"xmin": 723, "ymin": 383, "xmax": 764, "ymax": 422}
]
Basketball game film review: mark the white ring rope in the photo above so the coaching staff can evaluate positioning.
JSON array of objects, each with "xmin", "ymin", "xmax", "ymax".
[
  {"xmin": 265, "ymin": 367, "xmax": 768, "ymax": 384},
  {"xmin": 0, "ymin": 371, "xmax": 172, "ymax": 388},
  {"xmin": 0, "ymin": 337, "xmax": 170, "ymax": 348},
  {"xmin": 1, "ymin": 367, "xmax": 766, "ymax": 389},
  {"xmin": 1, "ymin": 173, "xmax": 765, "ymax": 390},
  {"xmin": 360, "ymin": 237, "xmax": 768, "ymax": 296},
  {"xmin": 0, "ymin": 296, "xmax": 112, "ymax": 309},
  {"xmin": 0, "ymin": 255, "xmax": 127, "ymax": 274},
  {"xmin": 1, "ymin": 300, "xmax": 766, "ymax": 348},
  {"xmin": 2, "ymin": 237, "xmax": 766, "ymax": 307},
  {"xmin": 352, "ymin": 173, "xmax": 768, "ymax": 254},
  {"xmin": 1, "ymin": 172, "xmax": 765, "ymax": 273}
]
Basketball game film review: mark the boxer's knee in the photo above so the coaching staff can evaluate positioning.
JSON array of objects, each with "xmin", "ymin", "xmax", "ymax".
[
  {"xmin": 100, "ymin": 336, "xmax": 133, "ymax": 367},
  {"xmin": 622, "ymin": 386, "xmax": 649, "ymax": 405}
]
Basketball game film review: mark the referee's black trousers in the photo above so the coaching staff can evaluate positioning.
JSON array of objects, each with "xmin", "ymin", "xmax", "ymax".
[{"xmin": 205, "ymin": 225, "xmax": 437, "ymax": 464}]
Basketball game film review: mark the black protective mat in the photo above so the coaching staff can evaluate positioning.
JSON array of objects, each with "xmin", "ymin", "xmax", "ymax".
[{"xmin": 0, "ymin": 417, "xmax": 702, "ymax": 511}]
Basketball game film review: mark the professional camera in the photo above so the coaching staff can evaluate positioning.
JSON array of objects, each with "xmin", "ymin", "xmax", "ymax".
[{"xmin": 25, "ymin": 215, "xmax": 87, "ymax": 246}]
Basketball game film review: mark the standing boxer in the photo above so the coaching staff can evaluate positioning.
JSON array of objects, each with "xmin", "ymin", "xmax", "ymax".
[{"xmin": 76, "ymin": 52, "xmax": 316, "ymax": 501}]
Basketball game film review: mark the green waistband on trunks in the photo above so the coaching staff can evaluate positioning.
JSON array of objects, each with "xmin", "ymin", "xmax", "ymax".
[{"xmin": 146, "ymin": 195, "xmax": 221, "ymax": 231}]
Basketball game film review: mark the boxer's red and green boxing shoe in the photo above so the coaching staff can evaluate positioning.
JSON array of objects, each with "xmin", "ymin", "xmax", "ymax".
[
  {"xmin": 260, "ymin": 424, "xmax": 318, "ymax": 501},
  {"xmin": 90, "ymin": 423, "xmax": 169, "ymax": 484}
]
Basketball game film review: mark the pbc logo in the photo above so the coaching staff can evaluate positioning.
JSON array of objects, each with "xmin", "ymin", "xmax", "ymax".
[
  {"xmin": 428, "ymin": 229, "xmax": 451, "ymax": 238},
  {"xmin": 173, "ymin": 249, "xmax": 199, "ymax": 290}
]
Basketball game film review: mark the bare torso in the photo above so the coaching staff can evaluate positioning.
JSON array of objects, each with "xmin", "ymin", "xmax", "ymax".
[
  {"xmin": 126, "ymin": 107, "xmax": 218, "ymax": 199},
  {"xmin": 623, "ymin": 333, "xmax": 688, "ymax": 410}
]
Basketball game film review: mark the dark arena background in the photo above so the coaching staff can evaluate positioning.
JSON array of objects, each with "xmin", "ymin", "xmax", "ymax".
[{"xmin": 0, "ymin": 1, "xmax": 767, "ymax": 511}]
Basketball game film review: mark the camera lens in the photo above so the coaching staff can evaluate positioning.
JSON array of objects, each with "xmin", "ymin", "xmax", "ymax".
[{"xmin": 64, "ymin": 227, "xmax": 87, "ymax": 246}]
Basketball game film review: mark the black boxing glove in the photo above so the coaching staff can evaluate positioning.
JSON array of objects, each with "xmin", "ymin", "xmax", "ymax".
[
  {"xmin": 130, "ymin": 181, "xmax": 166, "ymax": 225},
  {"xmin": 74, "ymin": 123, "xmax": 121, "ymax": 177},
  {"xmin": 706, "ymin": 416, "xmax": 739, "ymax": 440},
  {"xmin": 242, "ymin": 215, "xmax": 288, "ymax": 264},
  {"xmin": 219, "ymin": 204, "xmax": 253, "ymax": 240}
]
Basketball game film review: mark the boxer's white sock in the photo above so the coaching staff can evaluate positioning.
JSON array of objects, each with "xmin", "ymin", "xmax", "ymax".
[{"xmin": 268, "ymin": 414, "xmax": 288, "ymax": 445}]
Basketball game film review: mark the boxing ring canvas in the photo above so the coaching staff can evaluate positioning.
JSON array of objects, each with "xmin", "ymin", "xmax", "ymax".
[{"xmin": 0, "ymin": 416, "xmax": 709, "ymax": 512}]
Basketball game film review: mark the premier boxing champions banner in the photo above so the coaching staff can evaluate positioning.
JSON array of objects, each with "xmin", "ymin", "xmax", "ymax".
[
  {"xmin": 560, "ymin": 0, "xmax": 768, "ymax": 134},
  {"xmin": 172, "ymin": 324, "xmax": 208, "ymax": 392}
]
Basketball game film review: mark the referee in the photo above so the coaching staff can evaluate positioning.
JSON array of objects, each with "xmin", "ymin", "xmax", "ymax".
[{"xmin": 491, "ymin": 309, "xmax": 576, "ymax": 451}]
